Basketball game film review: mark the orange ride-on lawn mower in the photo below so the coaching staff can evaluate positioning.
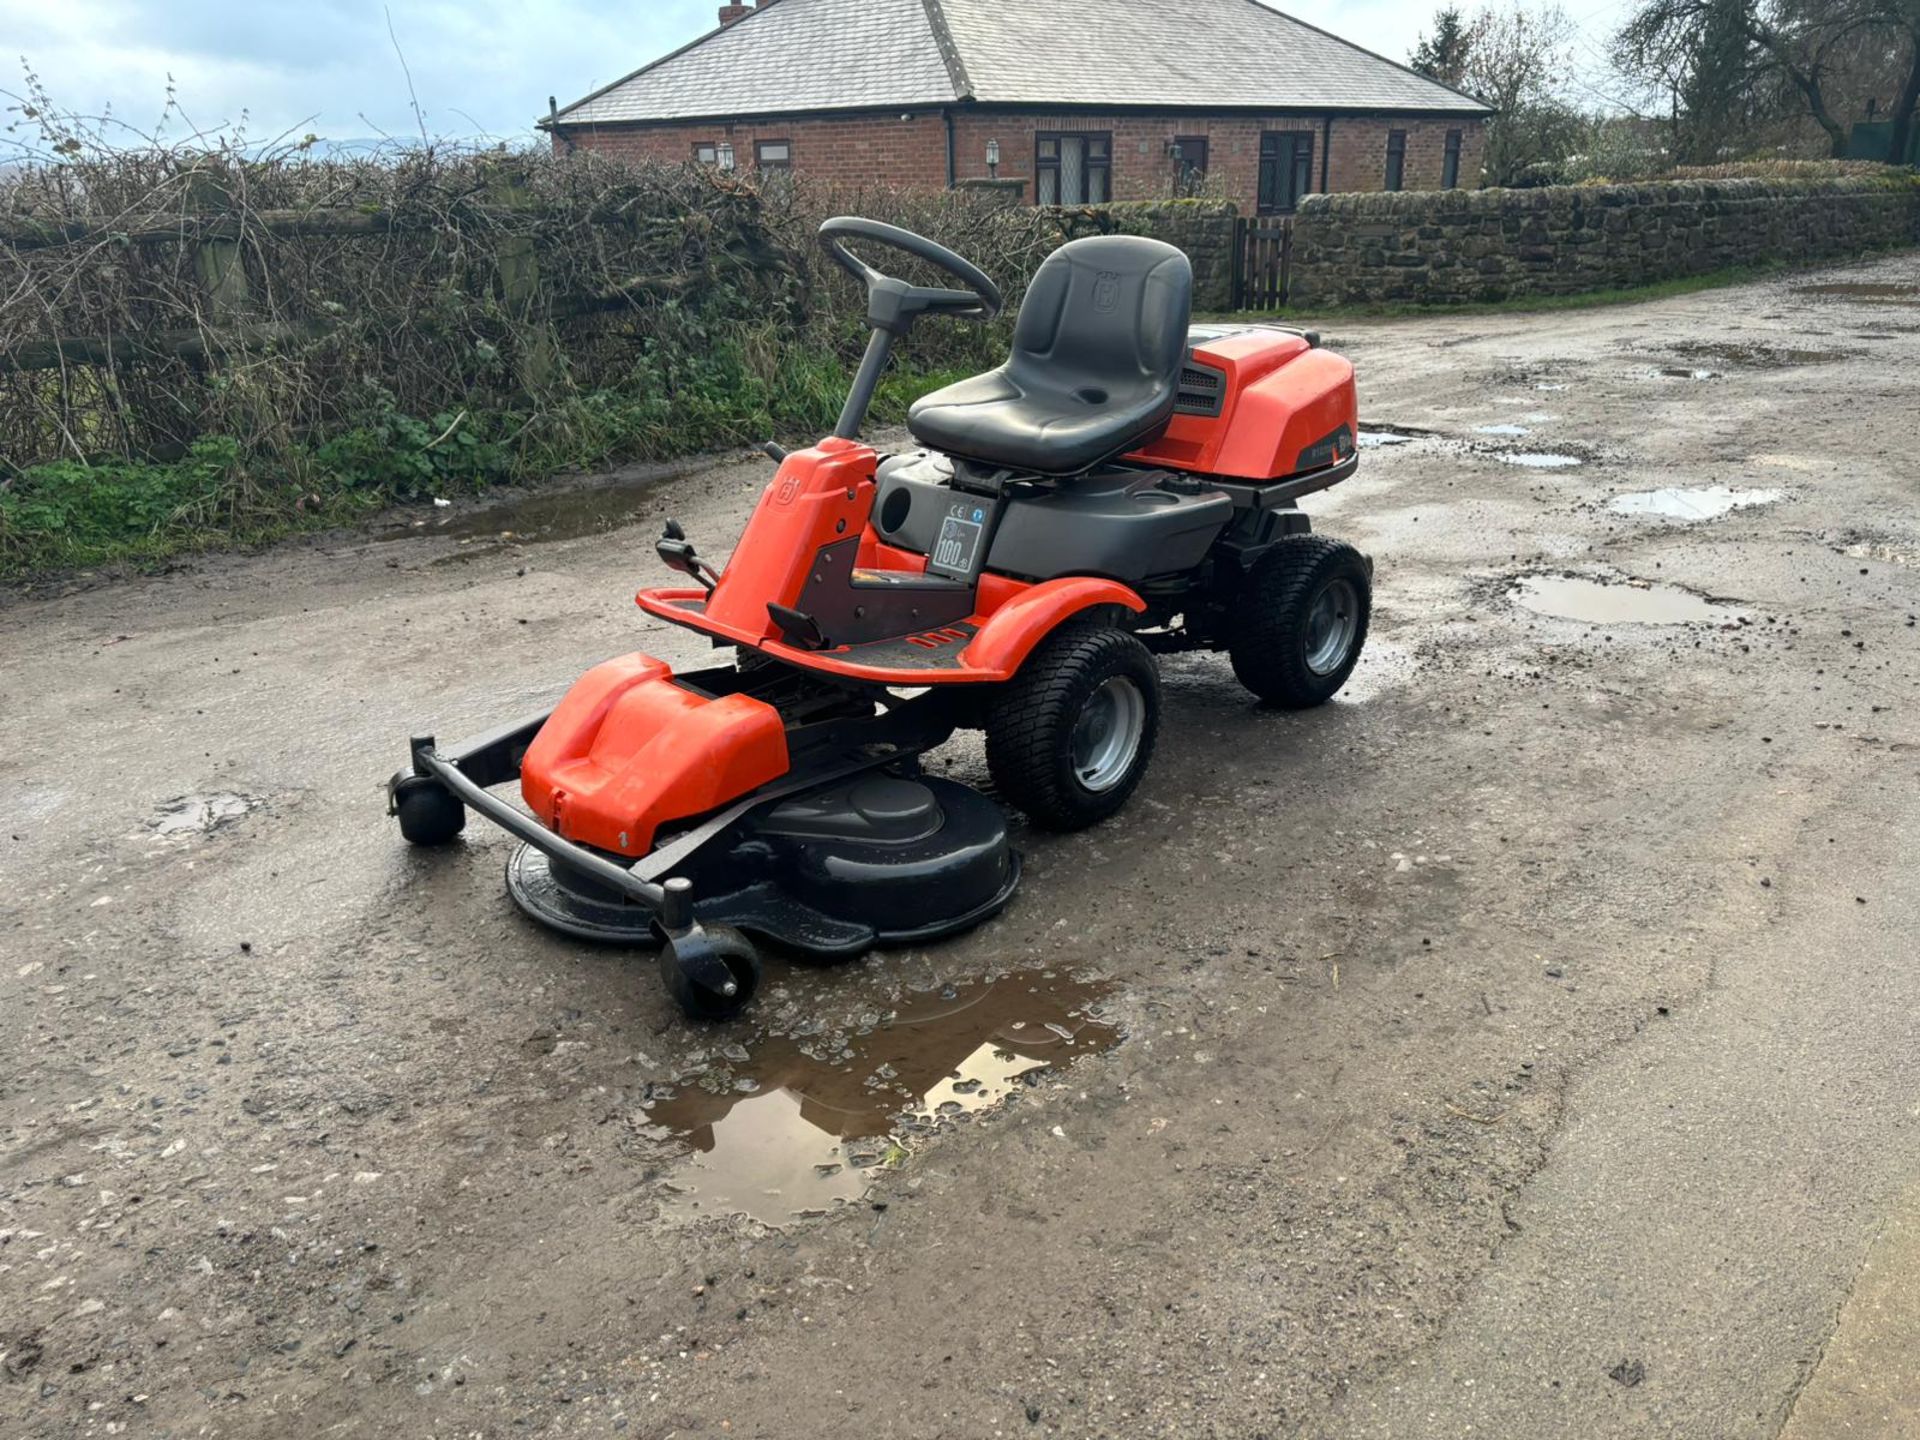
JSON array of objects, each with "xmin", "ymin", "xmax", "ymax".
[{"xmin": 390, "ymin": 218, "xmax": 1370, "ymax": 1021}]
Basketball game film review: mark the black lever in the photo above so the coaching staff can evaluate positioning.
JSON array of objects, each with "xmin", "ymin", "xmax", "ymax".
[
  {"xmin": 656, "ymin": 519, "xmax": 718, "ymax": 593},
  {"xmin": 763, "ymin": 442, "xmax": 789, "ymax": 463},
  {"xmin": 767, "ymin": 602, "xmax": 828, "ymax": 651}
]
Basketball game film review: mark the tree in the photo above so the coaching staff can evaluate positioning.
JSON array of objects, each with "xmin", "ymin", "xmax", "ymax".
[
  {"xmin": 1877, "ymin": 0, "xmax": 1920, "ymax": 164},
  {"xmin": 1413, "ymin": 8, "xmax": 1475, "ymax": 86},
  {"xmin": 1456, "ymin": 4, "xmax": 1587, "ymax": 183},
  {"xmin": 1617, "ymin": 0, "xmax": 1920, "ymax": 160},
  {"xmin": 1677, "ymin": 0, "xmax": 1763, "ymax": 161}
]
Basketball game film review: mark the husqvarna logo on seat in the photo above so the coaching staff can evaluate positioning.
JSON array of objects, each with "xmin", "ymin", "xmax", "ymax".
[{"xmin": 1093, "ymin": 270, "xmax": 1122, "ymax": 312}]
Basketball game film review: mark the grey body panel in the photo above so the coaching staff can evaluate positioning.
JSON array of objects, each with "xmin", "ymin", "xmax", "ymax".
[{"xmin": 873, "ymin": 454, "xmax": 1232, "ymax": 585}]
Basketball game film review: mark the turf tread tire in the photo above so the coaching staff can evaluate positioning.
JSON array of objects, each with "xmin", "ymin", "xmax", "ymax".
[
  {"xmin": 985, "ymin": 624, "xmax": 1160, "ymax": 832},
  {"xmin": 1229, "ymin": 535, "xmax": 1371, "ymax": 708}
]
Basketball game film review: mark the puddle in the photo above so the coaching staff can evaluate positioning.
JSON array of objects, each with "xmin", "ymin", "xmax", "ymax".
[
  {"xmin": 378, "ymin": 464, "xmax": 689, "ymax": 551},
  {"xmin": 1608, "ymin": 486, "xmax": 1784, "ymax": 522},
  {"xmin": 1647, "ymin": 366, "xmax": 1720, "ymax": 381},
  {"xmin": 645, "ymin": 970, "xmax": 1119, "ymax": 1226},
  {"xmin": 1474, "ymin": 423, "xmax": 1533, "ymax": 437},
  {"xmin": 1794, "ymin": 282, "xmax": 1920, "ymax": 303},
  {"xmin": 149, "ymin": 791, "xmax": 260, "ymax": 838},
  {"xmin": 1496, "ymin": 452, "xmax": 1584, "ymax": 469},
  {"xmin": 1508, "ymin": 575, "xmax": 1738, "ymax": 625},
  {"xmin": 1358, "ymin": 422, "xmax": 1436, "ymax": 448},
  {"xmin": 1533, "ymin": 382, "xmax": 1570, "ymax": 392},
  {"xmin": 1665, "ymin": 342, "xmax": 1848, "ymax": 369}
]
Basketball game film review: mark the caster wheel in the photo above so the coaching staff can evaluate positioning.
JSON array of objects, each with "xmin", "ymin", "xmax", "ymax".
[
  {"xmin": 395, "ymin": 780, "xmax": 466, "ymax": 847},
  {"xmin": 659, "ymin": 924, "xmax": 762, "ymax": 1022}
]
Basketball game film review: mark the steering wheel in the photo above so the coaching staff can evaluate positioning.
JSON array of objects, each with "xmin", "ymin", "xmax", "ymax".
[{"xmin": 819, "ymin": 216, "xmax": 1004, "ymax": 333}]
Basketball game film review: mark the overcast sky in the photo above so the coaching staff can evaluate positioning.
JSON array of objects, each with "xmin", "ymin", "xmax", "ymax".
[{"xmin": 1, "ymin": 0, "xmax": 1637, "ymax": 153}]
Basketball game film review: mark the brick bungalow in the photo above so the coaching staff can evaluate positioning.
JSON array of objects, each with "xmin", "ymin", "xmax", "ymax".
[{"xmin": 542, "ymin": 0, "xmax": 1492, "ymax": 216}]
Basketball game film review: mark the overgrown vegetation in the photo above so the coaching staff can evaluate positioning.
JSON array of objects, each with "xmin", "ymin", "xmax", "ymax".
[
  {"xmin": 0, "ymin": 86, "xmax": 1102, "ymax": 581},
  {"xmin": 1411, "ymin": 0, "xmax": 1920, "ymax": 183}
]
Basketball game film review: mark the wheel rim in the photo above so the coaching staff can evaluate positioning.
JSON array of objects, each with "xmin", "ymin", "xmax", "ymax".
[
  {"xmin": 1071, "ymin": 677, "xmax": 1147, "ymax": 793},
  {"xmin": 1304, "ymin": 578, "xmax": 1361, "ymax": 677}
]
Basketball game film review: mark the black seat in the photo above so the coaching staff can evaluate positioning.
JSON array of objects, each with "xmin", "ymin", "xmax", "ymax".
[{"xmin": 907, "ymin": 235, "xmax": 1194, "ymax": 476}]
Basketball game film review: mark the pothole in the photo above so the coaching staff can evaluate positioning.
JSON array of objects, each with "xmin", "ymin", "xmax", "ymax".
[
  {"xmin": 643, "ymin": 970, "xmax": 1120, "ymax": 1227},
  {"xmin": 148, "ymin": 791, "xmax": 262, "ymax": 838},
  {"xmin": 1495, "ymin": 452, "xmax": 1584, "ymax": 470},
  {"xmin": 1664, "ymin": 342, "xmax": 1849, "ymax": 370},
  {"xmin": 377, "ymin": 462, "xmax": 696, "ymax": 552},
  {"xmin": 1508, "ymin": 574, "xmax": 1742, "ymax": 625},
  {"xmin": 1644, "ymin": 366, "xmax": 1720, "ymax": 381},
  {"xmin": 1794, "ymin": 282, "xmax": 1920, "ymax": 303},
  {"xmin": 1474, "ymin": 423, "xmax": 1533, "ymax": 437},
  {"xmin": 1358, "ymin": 422, "xmax": 1438, "ymax": 448},
  {"xmin": 1607, "ymin": 486, "xmax": 1784, "ymax": 522}
]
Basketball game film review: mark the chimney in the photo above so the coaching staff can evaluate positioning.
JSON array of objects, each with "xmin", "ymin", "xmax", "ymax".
[{"xmin": 718, "ymin": 2, "xmax": 753, "ymax": 24}]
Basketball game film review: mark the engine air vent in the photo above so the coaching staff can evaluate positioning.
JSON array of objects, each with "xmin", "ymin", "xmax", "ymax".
[{"xmin": 1174, "ymin": 359, "xmax": 1227, "ymax": 418}]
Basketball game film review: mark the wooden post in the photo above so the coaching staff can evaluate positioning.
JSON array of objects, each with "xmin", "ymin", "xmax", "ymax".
[
  {"xmin": 484, "ymin": 160, "xmax": 562, "ymax": 396},
  {"xmin": 185, "ymin": 170, "xmax": 253, "ymax": 326}
]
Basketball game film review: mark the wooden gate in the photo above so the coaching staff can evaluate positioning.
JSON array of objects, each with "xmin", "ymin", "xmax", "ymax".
[{"xmin": 1232, "ymin": 217, "xmax": 1293, "ymax": 311}]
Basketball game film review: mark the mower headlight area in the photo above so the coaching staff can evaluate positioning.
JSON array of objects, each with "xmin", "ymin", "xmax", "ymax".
[{"xmin": 1295, "ymin": 425, "xmax": 1356, "ymax": 474}]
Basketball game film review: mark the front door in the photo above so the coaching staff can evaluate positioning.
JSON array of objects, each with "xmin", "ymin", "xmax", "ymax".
[{"xmin": 1257, "ymin": 132, "xmax": 1315, "ymax": 214}]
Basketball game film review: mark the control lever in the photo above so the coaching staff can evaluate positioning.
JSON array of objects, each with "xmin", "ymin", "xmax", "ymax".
[{"xmin": 656, "ymin": 519, "xmax": 719, "ymax": 593}]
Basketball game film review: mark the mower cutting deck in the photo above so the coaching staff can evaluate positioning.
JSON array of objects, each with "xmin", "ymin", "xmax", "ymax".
[{"xmin": 390, "ymin": 216, "xmax": 1373, "ymax": 1021}]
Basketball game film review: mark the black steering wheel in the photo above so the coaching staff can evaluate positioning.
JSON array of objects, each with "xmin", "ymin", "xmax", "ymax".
[{"xmin": 819, "ymin": 216, "xmax": 1004, "ymax": 333}]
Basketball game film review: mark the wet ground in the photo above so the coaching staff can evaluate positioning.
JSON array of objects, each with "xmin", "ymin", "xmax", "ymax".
[{"xmin": 4, "ymin": 250, "xmax": 1920, "ymax": 1439}]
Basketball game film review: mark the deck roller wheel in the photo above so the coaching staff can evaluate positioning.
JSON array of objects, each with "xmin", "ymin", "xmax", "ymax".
[{"xmin": 659, "ymin": 923, "xmax": 762, "ymax": 1022}]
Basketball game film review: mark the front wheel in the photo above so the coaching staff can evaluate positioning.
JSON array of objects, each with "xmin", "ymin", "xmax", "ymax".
[
  {"xmin": 984, "ymin": 624, "xmax": 1160, "ymax": 831},
  {"xmin": 659, "ymin": 924, "xmax": 762, "ymax": 1022},
  {"xmin": 1229, "ymin": 536, "xmax": 1372, "ymax": 708}
]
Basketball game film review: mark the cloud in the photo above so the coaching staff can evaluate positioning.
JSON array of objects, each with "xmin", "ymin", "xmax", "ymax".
[{"xmin": 2, "ymin": 0, "xmax": 1631, "ymax": 151}]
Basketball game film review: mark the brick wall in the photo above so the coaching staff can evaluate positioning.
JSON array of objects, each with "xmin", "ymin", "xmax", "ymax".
[
  {"xmin": 553, "ymin": 113, "xmax": 950, "ymax": 188},
  {"xmin": 553, "ymin": 111, "xmax": 1487, "ymax": 211},
  {"xmin": 1289, "ymin": 176, "xmax": 1920, "ymax": 307},
  {"xmin": 949, "ymin": 113, "xmax": 1481, "ymax": 208}
]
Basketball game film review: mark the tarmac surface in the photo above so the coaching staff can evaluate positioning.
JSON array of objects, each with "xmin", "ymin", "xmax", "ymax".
[{"xmin": 3, "ymin": 251, "xmax": 1919, "ymax": 1438}]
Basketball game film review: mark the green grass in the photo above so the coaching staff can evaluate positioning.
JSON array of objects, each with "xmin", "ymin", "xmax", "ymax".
[{"xmin": 0, "ymin": 352, "xmax": 972, "ymax": 586}]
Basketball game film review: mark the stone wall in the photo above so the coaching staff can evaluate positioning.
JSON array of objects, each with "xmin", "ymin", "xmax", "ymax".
[
  {"xmin": 1289, "ymin": 177, "xmax": 1920, "ymax": 308},
  {"xmin": 1057, "ymin": 200, "xmax": 1239, "ymax": 312}
]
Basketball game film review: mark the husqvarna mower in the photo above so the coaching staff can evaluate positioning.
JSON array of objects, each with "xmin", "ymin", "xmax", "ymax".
[{"xmin": 389, "ymin": 218, "xmax": 1371, "ymax": 1020}]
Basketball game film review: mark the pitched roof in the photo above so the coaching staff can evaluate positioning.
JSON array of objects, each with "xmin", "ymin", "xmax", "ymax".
[{"xmin": 549, "ymin": 0, "xmax": 1491, "ymax": 127}]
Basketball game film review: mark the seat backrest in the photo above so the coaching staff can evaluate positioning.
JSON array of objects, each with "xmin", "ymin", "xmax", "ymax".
[{"xmin": 1008, "ymin": 235, "xmax": 1194, "ymax": 406}]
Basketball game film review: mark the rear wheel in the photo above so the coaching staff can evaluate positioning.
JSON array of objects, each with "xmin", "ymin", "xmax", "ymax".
[
  {"xmin": 1229, "ymin": 536, "xmax": 1371, "ymax": 708},
  {"xmin": 985, "ymin": 624, "xmax": 1160, "ymax": 831}
]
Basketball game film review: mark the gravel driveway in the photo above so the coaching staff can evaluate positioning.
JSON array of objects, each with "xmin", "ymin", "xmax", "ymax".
[{"xmin": 3, "ymin": 251, "xmax": 1918, "ymax": 1439}]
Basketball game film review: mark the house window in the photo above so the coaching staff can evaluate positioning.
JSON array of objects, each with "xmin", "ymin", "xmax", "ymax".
[
  {"xmin": 755, "ymin": 139, "xmax": 792, "ymax": 171},
  {"xmin": 694, "ymin": 141, "xmax": 735, "ymax": 170},
  {"xmin": 1257, "ymin": 131, "xmax": 1315, "ymax": 214},
  {"xmin": 1443, "ymin": 130, "xmax": 1463, "ymax": 189},
  {"xmin": 1036, "ymin": 132, "xmax": 1111, "ymax": 205},
  {"xmin": 1172, "ymin": 135, "xmax": 1209, "ymax": 195},
  {"xmin": 1385, "ymin": 130, "xmax": 1407, "ymax": 192}
]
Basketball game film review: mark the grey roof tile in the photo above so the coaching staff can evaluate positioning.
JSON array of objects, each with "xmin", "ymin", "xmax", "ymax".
[
  {"xmin": 557, "ymin": 0, "xmax": 958, "ymax": 124},
  {"xmin": 939, "ymin": 0, "xmax": 1490, "ymax": 113},
  {"xmin": 553, "ymin": 0, "xmax": 1489, "ymax": 126}
]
